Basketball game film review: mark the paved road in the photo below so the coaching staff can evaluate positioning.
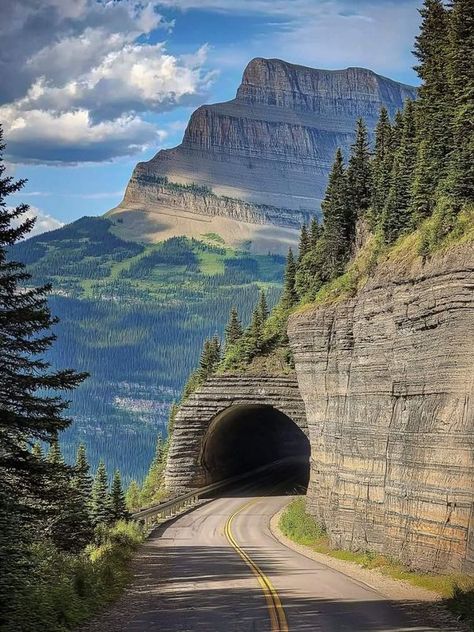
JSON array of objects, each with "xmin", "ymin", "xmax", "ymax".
[{"xmin": 84, "ymin": 471, "xmax": 460, "ymax": 632}]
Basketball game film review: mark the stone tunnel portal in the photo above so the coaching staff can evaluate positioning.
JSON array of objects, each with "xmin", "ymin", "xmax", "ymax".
[{"xmin": 201, "ymin": 404, "xmax": 310, "ymax": 488}]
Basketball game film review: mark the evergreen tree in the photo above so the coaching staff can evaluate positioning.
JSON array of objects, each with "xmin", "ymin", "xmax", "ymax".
[
  {"xmin": 125, "ymin": 480, "xmax": 141, "ymax": 512},
  {"xmin": 110, "ymin": 470, "xmax": 128, "ymax": 522},
  {"xmin": 243, "ymin": 290, "xmax": 268, "ymax": 360},
  {"xmin": 256, "ymin": 289, "xmax": 269, "ymax": 323},
  {"xmin": 309, "ymin": 217, "xmax": 322, "ymax": 248},
  {"xmin": 321, "ymin": 148, "xmax": 351, "ymax": 277},
  {"xmin": 0, "ymin": 124, "xmax": 87, "ymax": 604},
  {"xmin": 74, "ymin": 443, "xmax": 93, "ymax": 508},
  {"xmin": 32, "ymin": 442, "xmax": 44, "ymax": 460},
  {"xmin": 47, "ymin": 435, "xmax": 64, "ymax": 465},
  {"xmin": 224, "ymin": 307, "xmax": 243, "ymax": 349},
  {"xmin": 141, "ymin": 434, "xmax": 165, "ymax": 506},
  {"xmin": 382, "ymin": 100, "xmax": 418, "ymax": 242},
  {"xmin": 90, "ymin": 460, "xmax": 111, "ymax": 526},
  {"xmin": 280, "ymin": 248, "xmax": 298, "ymax": 309},
  {"xmin": 370, "ymin": 107, "xmax": 393, "ymax": 227},
  {"xmin": 297, "ymin": 223, "xmax": 310, "ymax": 263},
  {"xmin": 346, "ymin": 118, "xmax": 372, "ymax": 222},
  {"xmin": 448, "ymin": 0, "xmax": 474, "ymax": 202},
  {"xmin": 412, "ymin": 0, "xmax": 453, "ymax": 219}
]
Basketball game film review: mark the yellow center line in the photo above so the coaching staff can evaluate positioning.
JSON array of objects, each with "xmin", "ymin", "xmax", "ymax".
[{"xmin": 224, "ymin": 499, "xmax": 289, "ymax": 632}]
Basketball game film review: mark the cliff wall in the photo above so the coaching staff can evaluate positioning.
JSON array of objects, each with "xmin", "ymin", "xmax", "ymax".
[
  {"xmin": 288, "ymin": 243, "xmax": 474, "ymax": 573},
  {"xmin": 109, "ymin": 59, "xmax": 416, "ymax": 253}
]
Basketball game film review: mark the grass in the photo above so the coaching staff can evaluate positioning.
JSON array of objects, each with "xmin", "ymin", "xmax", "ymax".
[
  {"xmin": 280, "ymin": 499, "xmax": 474, "ymax": 628},
  {"xmin": 295, "ymin": 202, "xmax": 474, "ymax": 317},
  {"xmin": 6, "ymin": 521, "xmax": 145, "ymax": 632}
]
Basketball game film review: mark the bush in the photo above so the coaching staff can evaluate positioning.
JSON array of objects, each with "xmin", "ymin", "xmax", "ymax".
[{"xmin": 5, "ymin": 522, "xmax": 144, "ymax": 632}]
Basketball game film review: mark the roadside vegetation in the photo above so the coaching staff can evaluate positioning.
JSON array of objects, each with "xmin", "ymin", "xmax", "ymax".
[
  {"xmin": 0, "ymin": 127, "xmax": 144, "ymax": 631},
  {"xmin": 280, "ymin": 499, "xmax": 474, "ymax": 629}
]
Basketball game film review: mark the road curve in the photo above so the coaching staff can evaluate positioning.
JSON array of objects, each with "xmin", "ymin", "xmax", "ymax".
[{"xmin": 82, "ymin": 479, "xmax": 461, "ymax": 632}]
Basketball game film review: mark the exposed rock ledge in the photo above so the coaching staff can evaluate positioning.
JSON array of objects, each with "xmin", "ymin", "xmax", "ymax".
[{"xmin": 288, "ymin": 242, "xmax": 474, "ymax": 574}]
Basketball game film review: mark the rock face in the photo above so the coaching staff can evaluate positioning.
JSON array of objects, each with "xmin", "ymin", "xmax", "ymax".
[
  {"xmin": 165, "ymin": 375, "xmax": 307, "ymax": 491},
  {"xmin": 109, "ymin": 58, "xmax": 416, "ymax": 253},
  {"xmin": 288, "ymin": 243, "xmax": 474, "ymax": 574}
]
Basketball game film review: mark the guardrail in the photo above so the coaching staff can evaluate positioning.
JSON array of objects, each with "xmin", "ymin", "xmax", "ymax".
[{"xmin": 132, "ymin": 458, "xmax": 291, "ymax": 530}]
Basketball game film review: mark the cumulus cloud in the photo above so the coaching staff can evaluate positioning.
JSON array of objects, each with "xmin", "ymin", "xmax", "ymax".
[
  {"xmin": 1, "ymin": 1, "xmax": 214, "ymax": 164},
  {"xmin": 12, "ymin": 206, "xmax": 64, "ymax": 237}
]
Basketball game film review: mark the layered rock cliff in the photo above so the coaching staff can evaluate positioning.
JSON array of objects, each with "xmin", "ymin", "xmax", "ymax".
[
  {"xmin": 288, "ymin": 242, "xmax": 474, "ymax": 573},
  {"xmin": 109, "ymin": 58, "xmax": 416, "ymax": 253}
]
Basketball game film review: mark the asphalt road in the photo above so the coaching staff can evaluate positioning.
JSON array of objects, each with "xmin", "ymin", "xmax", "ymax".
[{"xmin": 84, "ymin": 469, "xmax": 460, "ymax": 632}]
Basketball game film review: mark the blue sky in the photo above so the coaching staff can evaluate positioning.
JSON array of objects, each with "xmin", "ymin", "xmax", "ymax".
[{"xmin": 2, "ymin": 0, "xmax": 422, "ymax": 233}]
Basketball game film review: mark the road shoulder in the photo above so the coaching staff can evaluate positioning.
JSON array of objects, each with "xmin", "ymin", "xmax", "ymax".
[{"xmin": 269, "ymin": 500, "xmax": 469, "ymax": 631}]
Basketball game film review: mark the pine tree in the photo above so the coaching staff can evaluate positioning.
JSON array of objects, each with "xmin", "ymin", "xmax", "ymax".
[
  {"xmin": 74, "ymin": 443, "xmax": 93, "ymax": 508},
  {"xmin": 321, "ymin": 148, "xmax": 351, "ymax": 277},
  {"xmin": 243, "ymin": 290, "xmax": 268, "ymax": 360},
  {"xmin": 224, "ymin": 307, "xmax": 243, "ymax": 349},
  {"xmin": 256, "ymin": 289, "xmax": 269, "ymax": 323},
  {"xmin": 125, "ymin": 480, "xmax": 141, "ymax": 512},
  {"xmin": 297, "ymin": 223, "xmax": 310, "ymax": 263},
  {"xmin": 382, "ymin": 100, "xmax": 418, "ymax": 242},
  {"xmin": 110, "ymin": 470, "xmax": 128, "ymax": 522},
  {"xmin": 448, "ymin": 0, "xmax": 474, "ymax": 202},
  {"xmin": 309, "ymin": 217, "xmax": 322, "ymax": 248},
  {"xmin": 0, "ymin": 127, "xmax": 86, "ymax": 615},
  {"xmin": 280, "ymin": 248, "xmax": 298, "ymax": 309},
  {"xmin": 91, "ymin": 460, "xmax": 111, "ymax": 526},
  {"xmin": 411, "ymin": 0, "xmax": 453, "ymax": 219},
  {"xmin": 370, "ymin": 107, "xmax": 393, "ymax": 227},
  {"xmin": 47, "ymin": 435, "xmax": 64, "ymax": 465},
  {"xmin": 346, "ymin": 118, "xmax": 372, "ymax": 222},
  {"xmin": 141, "ymin": 434, "xmax": 165, "ymax": 506},
  {"xmin": 32, "ymin": 443, "xmax": 44, "ymax": 460},
  {"xmin": 198, "ymin": 336, "xmax": 221, "ymax": 378}
]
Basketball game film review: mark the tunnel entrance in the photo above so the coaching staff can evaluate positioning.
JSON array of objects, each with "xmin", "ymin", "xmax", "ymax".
[{"xmin": 201, "ymin": 404, "xmax": 310, "ymax": 489}]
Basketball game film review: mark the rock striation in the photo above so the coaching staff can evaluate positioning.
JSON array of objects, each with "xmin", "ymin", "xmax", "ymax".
[
  {"xmin": 109, "ymin": 59, "xmax": 416, "ymax": 253},
  {"xmin": 164, "ymin": 375, "xmax": 307, "ymax": 491},
  {"xmin": 288, "ymin": 242, "xmax": 474, "ymax": 574}
]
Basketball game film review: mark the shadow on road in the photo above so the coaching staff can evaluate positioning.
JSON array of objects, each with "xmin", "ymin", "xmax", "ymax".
[{"xmin": 80, "ymin": 536, "xmax": 460, "ymax": 632}]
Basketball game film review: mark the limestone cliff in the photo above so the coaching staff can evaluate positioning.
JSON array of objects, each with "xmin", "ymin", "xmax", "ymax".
[
  {"xmin": 288, "ymin": 242, "xmax": 474, "ymax": 574},
  {"xmin": 108, "ymin": 59, "xmax": 416, "ymax": 253}
]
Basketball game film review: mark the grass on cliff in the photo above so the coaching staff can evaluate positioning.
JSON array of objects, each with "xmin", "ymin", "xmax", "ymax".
[
  {"xmin": 280, "ymin": 499, "xmax": 474, "ymax": 628},
  {"xmin": 295, "ymin": 201, "xmax": 474, "ymax": 315}
]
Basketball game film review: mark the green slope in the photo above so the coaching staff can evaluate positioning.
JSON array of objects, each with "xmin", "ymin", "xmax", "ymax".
[{"xmin": 12, "ymin": 216, "xmax": 285, "ymax": 482}]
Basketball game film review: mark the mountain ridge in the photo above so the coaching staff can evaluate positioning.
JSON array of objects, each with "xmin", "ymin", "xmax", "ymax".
[{"xmin": 109, "ymin": 58, "xmax": 417, "ymax": 253}]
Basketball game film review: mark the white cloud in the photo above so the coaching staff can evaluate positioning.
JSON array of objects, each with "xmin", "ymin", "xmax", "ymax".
[
  {"xmin": 13, "ymin": 206, "xmax": 64, "ymax": 237},
  {"xmin": 1, "ymin": 107, "xmax": 167, "ymax": 164},
  {"xmin": 1, "ymin": 1, "xmax": 214, "ymax": 164}
]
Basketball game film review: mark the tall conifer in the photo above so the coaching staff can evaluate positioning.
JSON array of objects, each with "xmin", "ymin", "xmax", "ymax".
[
  {"xmin": 448, "ymin": 0, "xmax": 474, "ymax": 202},
  {"xmin": 91, "ymin": 460, "xmax": 111, "ymax": 526},
  {"xmin": 412, "ymin": 0, "xmax": 452, "ymax": 219},
  {"xmin": 346, "ymin": 118, "xmax": 372, "ymax": 221},
  {"xmin": 322, "ymin": 148, "xmax": 350, "ymax": 277},
  {"xmin": 371, "ymin": 107, "xmax": 393, "ymax": 227}
]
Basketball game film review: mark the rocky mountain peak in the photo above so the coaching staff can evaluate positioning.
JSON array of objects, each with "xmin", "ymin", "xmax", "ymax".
[{"xmin": 108, "ymin": 58, "xmax": 417, "ymax": 254}]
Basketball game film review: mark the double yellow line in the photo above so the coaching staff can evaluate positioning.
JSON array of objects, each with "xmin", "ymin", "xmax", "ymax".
[{"xmin": 224, "ymin": 499, "xmax": 289, "ymax": 632}]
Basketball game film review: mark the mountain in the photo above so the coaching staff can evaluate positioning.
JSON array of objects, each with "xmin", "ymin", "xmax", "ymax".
[
  {"xmin": 12, "ymin": 217, "xmax": 285, "ymax": 481},
  {"xmin": 109, "ymin": 58, "xmax": 416, "ymax": 253},
  {"xmin": 13, "ymin": 59, "xmax": 416, "ymax": 481}
]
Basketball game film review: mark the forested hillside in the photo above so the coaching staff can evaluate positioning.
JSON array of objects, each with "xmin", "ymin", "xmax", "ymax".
[{"xmin": 12, "ymin": 220, "xmax": 285, "ymax": 481}]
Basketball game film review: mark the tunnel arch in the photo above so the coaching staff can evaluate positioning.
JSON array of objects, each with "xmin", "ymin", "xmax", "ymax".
[
  {"xmin": 164, "ymin": 376, "xmax": 309, "ymax": 492},
  {"xmin": 201, "ymin": 403, "xmax": 310, "ymax": 483}
]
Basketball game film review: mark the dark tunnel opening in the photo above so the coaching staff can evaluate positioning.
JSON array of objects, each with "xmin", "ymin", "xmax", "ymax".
[{"xmin": 201, "ymin": 405, "xmax": 310, "ymax": 490}]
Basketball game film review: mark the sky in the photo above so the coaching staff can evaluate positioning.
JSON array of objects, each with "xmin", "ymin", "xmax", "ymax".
[{"xmin": 2, "ymin": 0, "xmax": 423, "ymax": 234}]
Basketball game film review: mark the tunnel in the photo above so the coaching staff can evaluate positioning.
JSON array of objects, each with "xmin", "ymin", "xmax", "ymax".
[{"xmin": 200, "ymin": 404, "xmax": 310, "ymax": 489}]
